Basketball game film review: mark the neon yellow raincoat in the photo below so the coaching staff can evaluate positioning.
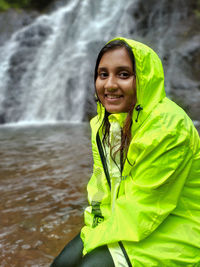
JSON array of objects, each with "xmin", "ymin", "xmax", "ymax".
[{"xmin": 81, "ymin": 37, "xmax": 200, "ymax": 266}]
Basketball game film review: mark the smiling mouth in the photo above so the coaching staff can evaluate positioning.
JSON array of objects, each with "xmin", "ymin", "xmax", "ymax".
[{"xmin": 105, "ymin": 94, "xmax": 123, "ymax": 99}]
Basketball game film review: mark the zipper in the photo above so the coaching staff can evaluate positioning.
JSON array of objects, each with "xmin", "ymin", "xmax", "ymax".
[
  {"xmin": 119, "ymin": 241, "xmax": 132, "ymax": 267},
  {"xmin": 96, "ymin": 131, "xmax": 132, "ymax": 266},
  {"xmin": 96, "ymin": 132, "xmax": 111, "ymax": 189}
]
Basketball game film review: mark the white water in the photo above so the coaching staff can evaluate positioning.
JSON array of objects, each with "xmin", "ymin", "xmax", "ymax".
[
  {"xmin": 0, "ymin": 0, "xmax": 135, "ymax": 124},
  {"xmin": 0, "ymin": 0, "xmax": 199, "ymax": 124}
]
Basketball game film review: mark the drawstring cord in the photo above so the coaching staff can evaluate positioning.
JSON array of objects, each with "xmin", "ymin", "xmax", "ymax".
[{"xmin": 135, "ymin": 104, "xmax": 143, "ymax": 122}]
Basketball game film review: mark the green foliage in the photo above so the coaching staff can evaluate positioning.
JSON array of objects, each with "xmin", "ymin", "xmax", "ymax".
[
  {"xmin": 0, "ymin": 0, "xmax": 52, "ymax": 11},
  {"xmin": 0, "ymin": 0, "xmax": 29, "ymax": 11},
  {"xmin": 194, "ymin": 10, "xmax": 200, "ymax": 19},
  {"xmin": 0, "ymin": 0, "xmax": 12, "ymax": 11},
  {"xmin": 194, "ymin": 0, "xmax": 200, "ymax": 19}
]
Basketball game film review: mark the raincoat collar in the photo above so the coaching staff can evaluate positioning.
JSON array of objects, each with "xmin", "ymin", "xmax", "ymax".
[{"xmin": 108, "ymin": 113, "xmax": 128, "ymax": 128}]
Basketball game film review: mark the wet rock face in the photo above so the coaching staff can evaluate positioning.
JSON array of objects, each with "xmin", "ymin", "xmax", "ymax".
[
  {"xmin": 0, "ymin": 0, "xmax": 65, "ymax": 47},
  {"xmin": 129, "ymin": 0, "xmax": 200, "ymax": 120},
  {"xmin": 168, "ymin": 19, "xmax": 200, "ymax": 120},
  {"xmin": 170, "ymin": 34, "xmax": 200, "ymax": 120},
  {"xmin": 0, "ymin": 9, "xmax": 39, "ymax": 46}
]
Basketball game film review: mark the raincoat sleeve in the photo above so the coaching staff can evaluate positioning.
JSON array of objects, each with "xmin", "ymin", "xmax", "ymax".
[{"xmin": 81, "ymin": 127, "xmax": 194, "ymax": 254}]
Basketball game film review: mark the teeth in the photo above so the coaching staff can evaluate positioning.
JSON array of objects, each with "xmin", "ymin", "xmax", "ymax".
[{"xmin": 106, "ymin": 95, "xmax": 121, "ymax": 99}]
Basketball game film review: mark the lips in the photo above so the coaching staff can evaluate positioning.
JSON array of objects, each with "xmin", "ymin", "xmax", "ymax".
[{"xmin": 105, "ymin": 94, "xmax": 123, "ymax": 99}]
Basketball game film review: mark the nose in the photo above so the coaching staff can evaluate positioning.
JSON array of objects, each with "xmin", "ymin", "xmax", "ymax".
[{"xmin": 104, "ymin": 75, "xmax": 118, "ymax": 91}]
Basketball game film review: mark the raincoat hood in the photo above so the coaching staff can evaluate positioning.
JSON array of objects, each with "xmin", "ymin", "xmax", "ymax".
[
  {"xmin": 97, "ymin": 37, "xmax": 166, "ymax": 131},
  {"xmin": 81, "ymin": 37, "xmax": 200, "ymax": 266}
]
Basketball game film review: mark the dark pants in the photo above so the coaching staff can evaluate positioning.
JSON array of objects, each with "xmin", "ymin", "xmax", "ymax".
[{"xmin": 50, "ymin": 233, "xmax": 115, "ymax": 267}]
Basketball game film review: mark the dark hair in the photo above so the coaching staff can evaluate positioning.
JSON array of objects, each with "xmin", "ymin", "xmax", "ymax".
[{"xmin": 94, "ymin": 40, "xmax": 136, "ymax": 171}]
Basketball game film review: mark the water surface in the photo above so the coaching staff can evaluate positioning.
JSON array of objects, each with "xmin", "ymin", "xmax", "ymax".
[
  {"xmin": 0, "ymin": 121, "xmax": 199, "ymax": 267},
  {"xmin": 0, "ymin": 123, "xmax": 92, "ymax": 266}
]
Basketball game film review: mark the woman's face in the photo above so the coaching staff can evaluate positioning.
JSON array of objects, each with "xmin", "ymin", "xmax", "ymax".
[{"xmin": 96, "ymin": 47, "xmax": 136, "ymax": 113}]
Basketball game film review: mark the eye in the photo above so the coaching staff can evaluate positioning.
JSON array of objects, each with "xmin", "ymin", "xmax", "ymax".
[
  {"xmin": 118, "ymin": 71, "xmax": 130, "ymax": 79},
  {"xmin": 98, "ymin": 71, "xmax": 108, "ymax": 79}
]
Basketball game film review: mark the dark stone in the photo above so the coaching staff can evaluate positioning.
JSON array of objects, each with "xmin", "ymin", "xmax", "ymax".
[
  {"xmin": 82, "ymin": 89, "xmax": 97, "ymax": 122},
  {"xmin": 0, "ymin": 114, "xmax": 6, "ymax": 124},
  {"xmin": 0, "ymin": 9, "xmax": 39, "ymax": 47}
]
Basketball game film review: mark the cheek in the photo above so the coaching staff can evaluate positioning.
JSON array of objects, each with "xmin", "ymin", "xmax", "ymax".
[
  {"xmin": 129, "ymin": 80, "xmax": 136, "ymax": 97},
  {"xmin": 123, "ymin": 83, "xmax": 136, "ymax": 96}
]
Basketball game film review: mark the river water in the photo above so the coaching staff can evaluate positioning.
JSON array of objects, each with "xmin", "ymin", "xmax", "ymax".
[
  {"xmin": 0, "ymin": 123, "xmax": 92, "ymax": 266},
  {"xmin": 1, "ymin": 121, "xmax": 200, "ymax": 266}
]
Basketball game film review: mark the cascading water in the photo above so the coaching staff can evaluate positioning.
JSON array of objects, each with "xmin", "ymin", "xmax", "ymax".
[
  {"xmin": 0, "ymin": 0, "xmax": 199, "ymax": 124},
  {"xmin": 0, "ymin": 0, "xmax": 136, "ymax": 124}
]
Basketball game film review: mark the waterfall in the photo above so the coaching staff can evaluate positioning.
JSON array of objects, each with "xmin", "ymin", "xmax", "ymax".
[
  {"xmin": 0, "ymin": 0, "xmax": 199, "ymax": 124},
  {"xmin": 0, "ymin": 0, "xmax": 136, "ymax": 124}
]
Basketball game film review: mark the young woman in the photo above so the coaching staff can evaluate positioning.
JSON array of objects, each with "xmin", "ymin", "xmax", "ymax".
[{"xmin": 51, "ymin": 37, "xmax": 200, "ymax": 266}]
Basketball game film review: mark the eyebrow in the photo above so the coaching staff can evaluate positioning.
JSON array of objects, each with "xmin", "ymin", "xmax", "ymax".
[{"xmin": 98, "ymin": 66, "xmax": 132, "ymax": 71}]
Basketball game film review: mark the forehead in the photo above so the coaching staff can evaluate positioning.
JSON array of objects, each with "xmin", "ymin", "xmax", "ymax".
[{"xmin": 98, "ymin": 47, "xmax": 133, "ymax": 69}]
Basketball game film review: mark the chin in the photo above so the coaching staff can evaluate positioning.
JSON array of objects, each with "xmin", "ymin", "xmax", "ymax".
[{"xmin": 106, "ymin": 108, "xmax": 125, "ymax": 113}]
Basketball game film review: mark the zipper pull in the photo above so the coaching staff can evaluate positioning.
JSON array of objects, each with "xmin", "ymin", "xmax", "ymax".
[{"xmin": 135, "ymin": 105, "xmax": 143, "ymax": 122}]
